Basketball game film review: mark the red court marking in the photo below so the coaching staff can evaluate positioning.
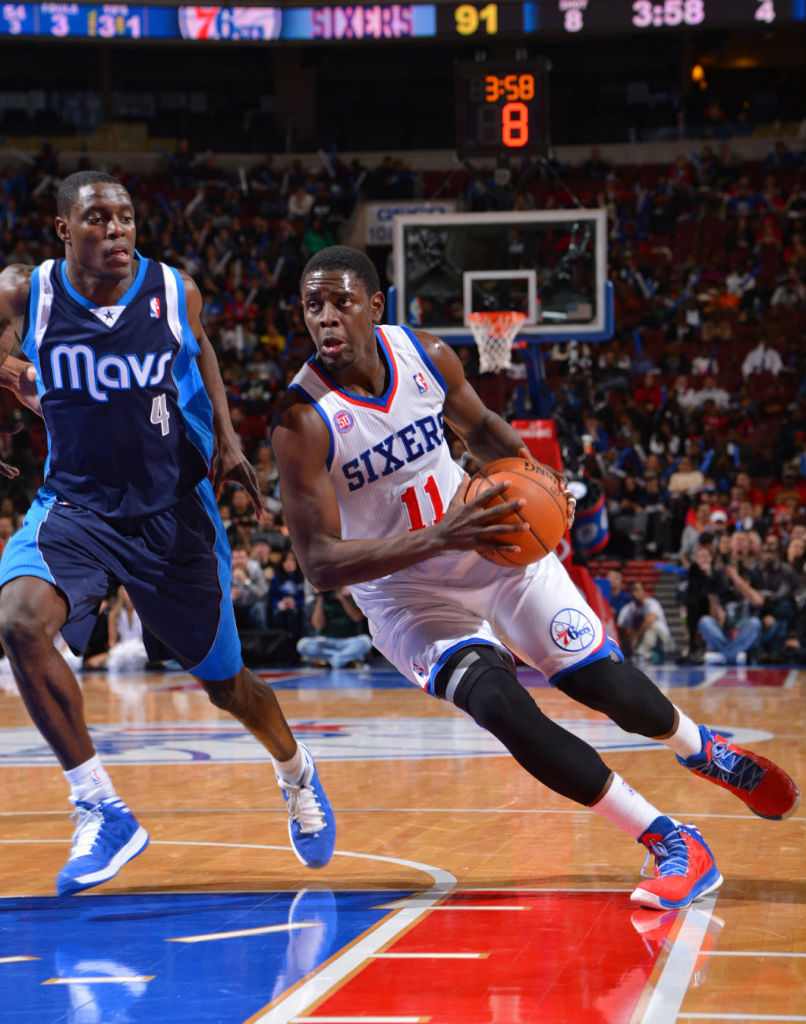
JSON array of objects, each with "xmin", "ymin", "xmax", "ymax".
[
  {"xmin": 309, "ymin": 891, "xmax": 675, "ymax": 1024},
  {"xmin": 711, "ymin": 668, "xmax": 791, "ymax": 687}
]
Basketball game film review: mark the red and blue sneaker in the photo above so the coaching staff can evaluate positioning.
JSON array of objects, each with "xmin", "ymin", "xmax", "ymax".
[
  {"xmin": 678, "ymin": 725, "xmax": 800, "ymax": 820},
  {"xmin": 631, "ymin": 816, "xmax": 723, "ymax": 911}
]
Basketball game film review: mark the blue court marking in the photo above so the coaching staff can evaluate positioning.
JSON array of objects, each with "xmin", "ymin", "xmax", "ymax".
[
  {"xmin": 0, "ymin": 889, "xmax": 408, "ymax": 1024},
  {"xmin": 259, "ymin": 665, "xmax": 414, "ymax": 690},
  {"xmin": 258, "ymin": 663, "xmax": 795, "ymax": 691}
]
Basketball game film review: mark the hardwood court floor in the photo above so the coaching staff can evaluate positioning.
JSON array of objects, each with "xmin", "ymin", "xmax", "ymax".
[{"xmin": 0, "ymin": 660, "xmax": 803, "ymax": 1024}]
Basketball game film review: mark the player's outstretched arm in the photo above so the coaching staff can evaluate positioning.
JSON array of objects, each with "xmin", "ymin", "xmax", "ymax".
[
  {"xmin": 181, "ymin": 270, "xmax": 263, "ymax": 518},
  {"xmin": 416, "ymin": 332, "xmax": 577, "ymax": 525},
  {"xmin": 272, "ymin": 392, "xmax": 527, "ymax": 591}
]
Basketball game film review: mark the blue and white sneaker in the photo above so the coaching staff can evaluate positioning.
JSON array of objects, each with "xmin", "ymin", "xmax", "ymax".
[
  {"xmin": 277, "ymin": 745, "xmax": 336, "ymax": 869},
  {"xmin": 57, "ymin": 797, "xmax": 150, "ymax": 896}
]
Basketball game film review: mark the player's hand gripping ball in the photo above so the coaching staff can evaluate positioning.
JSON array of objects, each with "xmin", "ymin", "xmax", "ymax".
[{"xmin": 465, "ymin": 455, "xmax": 568, "ymax": 567}]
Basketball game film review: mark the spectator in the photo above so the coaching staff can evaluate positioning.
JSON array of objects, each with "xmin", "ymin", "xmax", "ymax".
[
  {"xmin": 765, "ymin": 465, "xmax": 806, "ymax": 511},
  {"xmin": 606, "ymin": 567, "xmax": 632, "ymax": 617},
  {"xmin": 226, "ymin": 483, "xmax": 260, "ymax": 547},
  {"xmin": 668, "ymin": 456, "xmax": 706, "ymax": 501},
  {"xmin": 582, "ymin": 147, "xmax": 612, "ymax": 179},
  {"xmin": 697, "ymin": 537, "xmax": 762, "ymax": 666},
  {"xmin": 679, "ymin": 543, "xmax": 721, "ymax": 663},
  {"xmin": 770, "ymin": 267, "xmax": 806, "ymax": 308},
  {"xmin": 251, "ymin": 509, "xmax": 290, "ymax": 558},
  {"xmin": 297, "ymin": 587, "xmax": 374, "ymax": 669},
  {"xmin": 677, "ymin": 500, "xmax": 712, "ymax": 567},
  {"xmin": 230, "ymin": 543, "xmax": 269, "ymax": 632},
  {"xmin": 610, "ymin": 475, "xmax": 648, "ymax": 558},
  {"xmin": 617, "ymin": 581, "xmax": 674, "ymax": 664},
  {"xmin": 0, "ymin": 512, "xmax": 14, "ymax": 557},
  {"xmin": 640, "ymin": 473, "xmax": 673, "ymax": 554},
  {"xmin": 269, "ymin": 550, "xmax": 306, "ymax": 642},
  {"xmin": 301, "ymin": 217, "xmax": 335, "ymax": 259},
  {"xmin": 691, "ymin": 375, "xmax": 730, "ymax": 409},
  {"xmin": 739, "ymin": 535, "xmax": 801, "ymax": 659}
]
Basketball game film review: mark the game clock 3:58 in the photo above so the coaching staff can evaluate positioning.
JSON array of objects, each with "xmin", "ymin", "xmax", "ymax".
[{"xmin": 456, "ymin": 59, "xmax": 550, "ymax": 159}]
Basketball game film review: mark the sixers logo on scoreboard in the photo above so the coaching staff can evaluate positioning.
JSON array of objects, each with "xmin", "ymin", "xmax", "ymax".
[{"xmin": 334, "ymin": 409, "xmax": 354, "ymax": 433}]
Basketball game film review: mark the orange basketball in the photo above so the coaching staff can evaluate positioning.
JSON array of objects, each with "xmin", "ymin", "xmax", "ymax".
[{"xmin": 465, "ymin": 455, "xmax": 568, "ymax": 567}]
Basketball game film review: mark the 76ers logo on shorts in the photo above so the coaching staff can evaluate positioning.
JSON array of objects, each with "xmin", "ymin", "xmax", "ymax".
[
  {"xmin": 334, "ymin": 409, "xmax": 354, "ymax": 433},
  {"xmin": 550, "ymin": 608, "xmax": 595, "ymax": 652}
]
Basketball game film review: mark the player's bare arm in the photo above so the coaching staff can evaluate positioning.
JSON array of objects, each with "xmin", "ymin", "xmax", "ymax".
[
  {"xmin": 182, "ymin": 270, "xmax": 262, "ymax": 517},
  {"xmin": 0, "ymin": 265, "xmax": 33, "ymax": 367},
  {"xmin": 0, "ymin": 265, "xmax": 42, "ymax": 477},
  {"xmin": 416, "ymin": 330, "xmax": 576, "ymax": 524},
  {"xmin": 272, "ymin": 391, "xmax": 526, "ymax": 590}
]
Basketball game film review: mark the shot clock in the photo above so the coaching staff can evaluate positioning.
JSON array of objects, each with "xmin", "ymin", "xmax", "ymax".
[{"xmin": 456, "ymin": 59, "xmax": 550, "ymax": 159}]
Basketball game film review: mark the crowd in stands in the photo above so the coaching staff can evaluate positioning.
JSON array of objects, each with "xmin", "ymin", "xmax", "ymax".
[{"xmin": 0, "ymin": 136, "xmax": 804, "ymax": 668}]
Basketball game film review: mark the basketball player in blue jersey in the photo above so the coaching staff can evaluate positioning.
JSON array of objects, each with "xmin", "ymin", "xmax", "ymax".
[
  {"xmin": 272, "ymin": 244, "xmax": 799, "ymax": 912},
  {"xmin": 0, "ymin": 171, "xmax": 335, "ymax": 895}
]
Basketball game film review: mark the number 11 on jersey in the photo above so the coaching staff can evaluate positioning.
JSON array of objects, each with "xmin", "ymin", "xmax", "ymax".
[{"xmin": 401, "ymin": 474, "xmax": 445, "ymax": 530}]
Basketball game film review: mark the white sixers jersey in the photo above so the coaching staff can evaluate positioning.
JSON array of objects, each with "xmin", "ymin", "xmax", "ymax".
[{"xmin": 289, "ymin": 325, "xmax": 463, "ymax": 551}]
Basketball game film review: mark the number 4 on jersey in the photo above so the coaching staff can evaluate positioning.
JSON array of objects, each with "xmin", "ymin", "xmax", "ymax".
[{"xmin": 150, "ymin": 393, "xmax": 171, "ymax": 436}]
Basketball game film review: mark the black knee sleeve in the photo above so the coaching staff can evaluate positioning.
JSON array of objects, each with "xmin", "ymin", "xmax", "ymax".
[
  {"xmin": 555, "ymin": 654, "xmax": 675, "ymax": 737},
  {"xmin": 435, "ymin": 645, "xmax": 610, "ymax": 806}
]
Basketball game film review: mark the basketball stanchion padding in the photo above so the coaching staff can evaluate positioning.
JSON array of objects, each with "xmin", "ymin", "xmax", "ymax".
[{"xmin": 465, "ymin": 455, "xmax": 568, "ymax": 567}]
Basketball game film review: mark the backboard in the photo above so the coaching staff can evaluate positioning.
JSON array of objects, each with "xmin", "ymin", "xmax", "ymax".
[{"xmin": 390, "ymin": 208, "xmax": 612, "ymax": 344}]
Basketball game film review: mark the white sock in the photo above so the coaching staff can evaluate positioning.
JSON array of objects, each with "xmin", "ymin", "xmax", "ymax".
[
  {"xmin": 660, "ymin": 706, "xmax": 704, "ymax": 760},
  {"xmin": 273, "ymin": 744, "xmax": 305, "ymax": 785},
  {"xmin": 64, "ymin": 754, "xmax": 116, "ymax": 806},
  {"xmin": 591, "ymin": 773, "xmax": 663, "ymax": 840}
]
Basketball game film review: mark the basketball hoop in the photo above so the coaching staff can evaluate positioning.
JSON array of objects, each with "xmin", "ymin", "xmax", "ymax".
[{"xmin": 467, "ymin": 311, "xmax": 527, "ymax": 374}]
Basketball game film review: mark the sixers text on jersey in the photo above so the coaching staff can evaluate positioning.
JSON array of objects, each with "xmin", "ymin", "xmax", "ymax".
[{"xmin": 341, "ymin": 414, "xmax": 445, "ymax": 492}]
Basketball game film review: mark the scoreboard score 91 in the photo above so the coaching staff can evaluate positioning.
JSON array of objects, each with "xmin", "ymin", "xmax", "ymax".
[{"xmin": 456, "ymin": 59, "xmax": 550, "ymax": 159}]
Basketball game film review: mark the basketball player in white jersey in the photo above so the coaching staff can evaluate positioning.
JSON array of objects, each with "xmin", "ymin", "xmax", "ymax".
[{"xmin": 272, "ymin": 245, "xmax": 799, "ymax": 912}]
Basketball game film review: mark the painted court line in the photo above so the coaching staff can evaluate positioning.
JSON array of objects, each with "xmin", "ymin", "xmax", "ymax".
[
  {"xmin": 292, "ymin": 1018, "xmax": 426, "ymax": 1023},
  {"xmin": 253, "ymin": 850, "xmax": 457, "ymax": 1024},
  {"xmin": 372, "ymin": 952, "xmax": 489, "ymax": 959},
  {"xmin": 44, "ymin": 975, "xmax": 155, "ymax": 985},
  {"xmin": 704, "ymin": 950, "xmax": 806, "ymax": 957},
  {"xmin": 637, "ymin": 896, "xmax": 718, "ymax": 1024},
  {"xmin": 678, "ymin": 1016, "xmax": 806, "ymax": 1022},
  {"xmin": 169, "ymin": 922, "xmax": 316, "ymax": 943}
]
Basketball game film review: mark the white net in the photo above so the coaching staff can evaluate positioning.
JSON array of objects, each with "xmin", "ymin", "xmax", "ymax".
[{"xmin": 467, "ymin": 311, "xmax": 527, "ymax": 374}]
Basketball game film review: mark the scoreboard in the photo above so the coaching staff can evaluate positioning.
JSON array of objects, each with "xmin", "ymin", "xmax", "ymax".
[
  {"xmin": 0, "ymin": 1, "xmax": 802, "ymax": 41},
  {"xmin": 456, "ymin": 60, "xmax": 550, "ymax": 158}
]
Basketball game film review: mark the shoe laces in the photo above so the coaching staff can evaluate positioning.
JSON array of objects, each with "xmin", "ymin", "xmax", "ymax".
[
  {"xmin": 641, "ymin": 826, "xmax": 690, "ymax": 879},
  {"xmin": 280, "ymin": 772, "xmax": 326, "ymax": 835},
  {"xmin": 706, "ymin": 737, "xmax": 766, "ymax": 793},
  {"xmin": 68, "ymin": 802, "xmax": 105, "ymax": 859}
]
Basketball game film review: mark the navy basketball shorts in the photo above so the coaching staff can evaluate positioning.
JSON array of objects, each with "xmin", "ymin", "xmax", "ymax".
[{"xmin": 0, "ymin": 479, "xmax": 242, "ymax": 680}]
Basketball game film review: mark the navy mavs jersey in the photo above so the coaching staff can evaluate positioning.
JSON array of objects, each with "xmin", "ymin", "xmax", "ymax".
[
  {"xmin": 23, "ymin": 256, "xmax": 213, "ymax": 518},
  {"xmin": 0, "ymin": 257, "xmax": 241, "ymax": 679}
]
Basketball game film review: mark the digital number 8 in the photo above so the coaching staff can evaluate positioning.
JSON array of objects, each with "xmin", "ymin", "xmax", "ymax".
[{"xmin": 502, "ymin": 101, "xmax": 529, "ymax": 148}]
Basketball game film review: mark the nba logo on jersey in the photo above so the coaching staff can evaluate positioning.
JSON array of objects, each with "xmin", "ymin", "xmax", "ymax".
[
  {"xmin": 149, "ymin": 297, "xmax": 161, "ymax": 319},
  {"xmin": 413, "ymin": 372, "xmax": 428, "ymax": 393},
  {"xmin": 334, "ymin": 410, "xmax": 354, "ymax": 433}
]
